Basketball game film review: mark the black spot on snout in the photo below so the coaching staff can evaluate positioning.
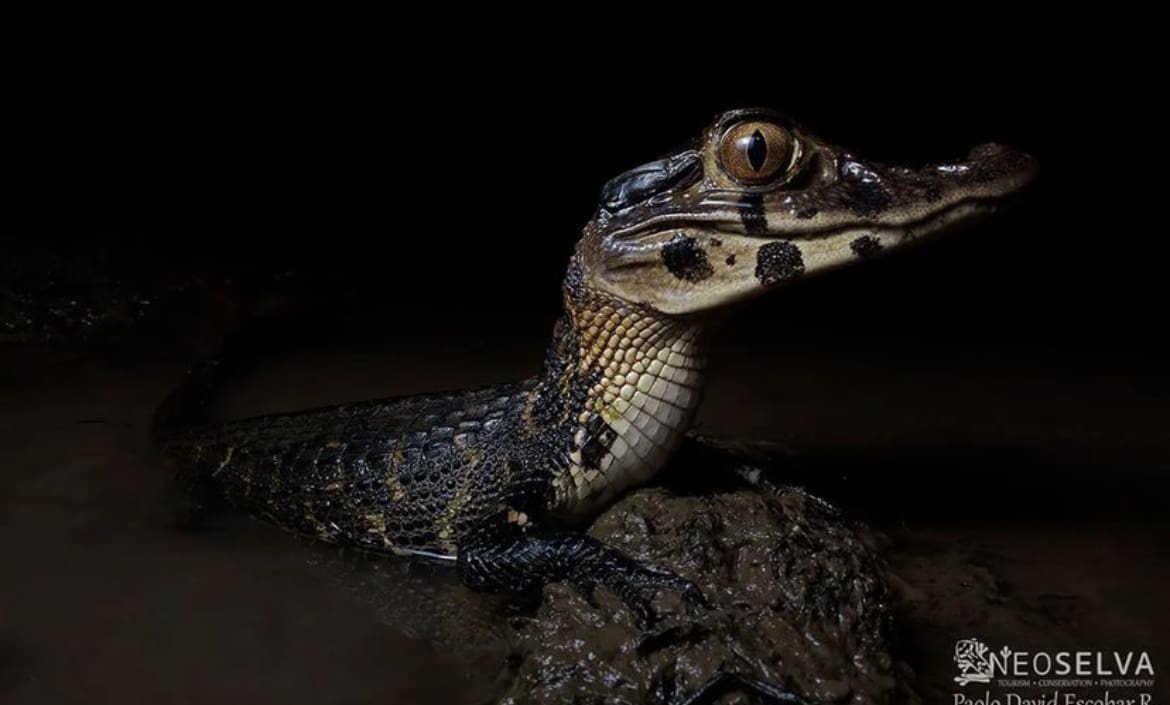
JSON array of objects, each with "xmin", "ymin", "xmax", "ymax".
[
  {"xmin": 850, "ymin": 235, "xmax": 883, "ymax": 258},
  {"xmin": 755, "ymin": 241, "xmax": 804, "ymax": 284},
  {"xmin": 662, "ymin": 234, "xmax": 714, "ymax": 282}
]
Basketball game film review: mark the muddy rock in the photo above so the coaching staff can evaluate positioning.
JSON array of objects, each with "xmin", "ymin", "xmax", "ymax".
[{"xmin": 501, "ymin": 488, "xmax": 911, "ymax": 704}]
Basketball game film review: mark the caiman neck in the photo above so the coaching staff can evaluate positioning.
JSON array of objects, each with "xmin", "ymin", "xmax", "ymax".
[{"xmin": 531, "ymin": 259, "xmax": 709, "ymax": 515}]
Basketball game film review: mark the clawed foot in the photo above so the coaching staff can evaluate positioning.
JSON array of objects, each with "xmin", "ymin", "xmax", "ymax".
[
  {"xmin": 457, "ymin": 530, "xmax": 708, "ymax": 628},
  {"xmin": 588, "ymin": 561, "xmax": 709, "ymax": 627}
]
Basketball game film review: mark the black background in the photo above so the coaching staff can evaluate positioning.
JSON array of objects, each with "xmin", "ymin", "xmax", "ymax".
[{"xmin": 5, "ymin": 34, "xmax": 1162, "ymax": 345}]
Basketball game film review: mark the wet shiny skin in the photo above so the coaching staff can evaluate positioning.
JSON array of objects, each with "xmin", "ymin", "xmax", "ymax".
[{"xmin": 154, "ymin": 109, "xmax": 1037, "ymax": 639}]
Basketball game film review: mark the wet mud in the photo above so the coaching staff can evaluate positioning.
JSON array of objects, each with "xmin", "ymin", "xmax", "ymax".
[{"xmin": 502, "ymin": 488, "xmax": 906, "ymax": 704}]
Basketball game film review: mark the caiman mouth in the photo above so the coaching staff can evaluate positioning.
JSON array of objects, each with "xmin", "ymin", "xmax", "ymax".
[{"xmin": 606, "ymin": 194, "xmax": 1016, "ymax": 246}]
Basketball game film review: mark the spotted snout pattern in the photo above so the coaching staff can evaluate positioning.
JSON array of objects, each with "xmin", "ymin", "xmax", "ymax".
[
  {"xmin": 850, "ymin": 235, "xmax": 883, "ymax": 258},
  {"xmin": 661, "ymin": 234, "xmax": 715, "ymax": 282},
  {"xmin": 755, "ymin": 241, "xmax": 805, "ymax": 284}
]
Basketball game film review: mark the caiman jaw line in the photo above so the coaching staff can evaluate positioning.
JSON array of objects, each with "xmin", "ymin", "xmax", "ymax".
[{"xmin": 608, "ymin": 196, "xmax": 1000, "ymax": 245}]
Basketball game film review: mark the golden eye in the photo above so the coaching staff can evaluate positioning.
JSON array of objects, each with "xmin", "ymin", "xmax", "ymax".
[{"xmin": 718, "ymin": 121, "xmax": 795, "ymax": 184}]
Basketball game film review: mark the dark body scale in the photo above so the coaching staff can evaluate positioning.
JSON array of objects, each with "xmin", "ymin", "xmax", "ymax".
[
  {"xmin": 164, "ymin": 302, "xmax": 605, "ymax": 558},
  {"xmin": 171, "ymin": 380, "xmax": 542, "ymax": 555}
]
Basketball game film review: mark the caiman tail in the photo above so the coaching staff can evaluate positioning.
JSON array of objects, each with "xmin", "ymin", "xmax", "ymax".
[
  {"xmin": 151, "ymin": 352, "xmax": 224, "ymax": 442},
  {"xmin": 151, "ymin": 327, "xmax": 246, "ymax": 527},
  {"xmin": 150, "ymin": 290, "xmax": 316, "ymax": 524},
  {"xmin": 151, "ymin": 276, "xmax": 335, "ymax": 442}
]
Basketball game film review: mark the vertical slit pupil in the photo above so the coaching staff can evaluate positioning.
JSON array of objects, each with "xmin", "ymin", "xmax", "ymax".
[{"xmin": 746, "ymin": 129, "xmax": 768, "ymax": 172}]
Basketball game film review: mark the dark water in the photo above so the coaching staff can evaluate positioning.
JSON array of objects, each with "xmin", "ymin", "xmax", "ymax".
[{"xmin": 0, "ymin": 243, "xmax": 1168, "ymax": 703}]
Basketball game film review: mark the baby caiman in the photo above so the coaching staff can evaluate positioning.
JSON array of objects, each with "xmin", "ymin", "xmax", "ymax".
[{"xmin": 156, "ymin": 108, "xmax": 1036, "ymax": 623}]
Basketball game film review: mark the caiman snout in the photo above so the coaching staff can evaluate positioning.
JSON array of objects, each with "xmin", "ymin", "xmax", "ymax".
[
  {"xmin": 943, "ymin": 142, "xmax": 1039, "ymax": 188},
  {"xmin": 837, "ymin": 141, "xmax": 1038, "ymax": 219}
]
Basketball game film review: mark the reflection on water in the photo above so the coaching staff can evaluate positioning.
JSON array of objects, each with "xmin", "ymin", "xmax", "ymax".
[{"xmin": 299, "ymin": 542, "xmax": 514, "ymax": 678}]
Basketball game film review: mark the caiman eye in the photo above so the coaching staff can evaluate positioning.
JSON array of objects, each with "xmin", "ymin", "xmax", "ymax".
[{"xmin": 718, "ymin": 121, "xmax": 796, "ymax": 185}]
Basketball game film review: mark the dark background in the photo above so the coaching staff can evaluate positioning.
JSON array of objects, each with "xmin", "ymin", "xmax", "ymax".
[
  {"xmin": 2, "ymin": 30, "xmax": 1166, "ymax": 704},
  {"xmin": 6, "ymin": 42, "xmax": 1162, "ymax": 342},
  {"xmin": 7, "ymin": 41, "xmax": 1166, "ymax": 475}
]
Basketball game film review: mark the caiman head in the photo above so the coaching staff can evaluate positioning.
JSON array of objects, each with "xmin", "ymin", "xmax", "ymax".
[
  {"xmin": 576, "ymin": 107, "xmax": 1037, "ymax": 315},
  {"xmin": 541, "ymin": 109, "xmax": 1036, "ymax": 514}
]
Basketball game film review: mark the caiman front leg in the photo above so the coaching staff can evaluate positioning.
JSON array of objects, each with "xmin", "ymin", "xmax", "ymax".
[{"xmin": 457, "ymin": 523, "xmax": 707, "ymax": 626}]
